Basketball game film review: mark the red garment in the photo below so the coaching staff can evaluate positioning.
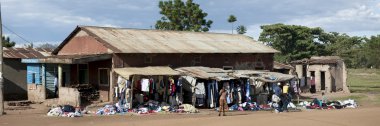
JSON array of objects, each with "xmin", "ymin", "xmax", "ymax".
[{"xmin": 170, "ymin": 79, "xmax": 176, "ymax": 95}]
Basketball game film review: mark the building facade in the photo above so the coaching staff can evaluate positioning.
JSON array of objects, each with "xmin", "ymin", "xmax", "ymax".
[
  {"xmin": 291, "ymin": 56, "xmax": 350, "ymax": 93},
  {"xmin": 23, "ymin": 26, "xmax": 278, "ymax": 104}
]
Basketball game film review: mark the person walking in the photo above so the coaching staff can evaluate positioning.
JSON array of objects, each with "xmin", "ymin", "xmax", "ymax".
[{"xmin": 219, "ymin": 86, "xmax": 227, "ymax": 116}]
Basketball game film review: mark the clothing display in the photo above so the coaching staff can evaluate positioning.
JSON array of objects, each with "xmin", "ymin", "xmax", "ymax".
[{"xmin": 141, "ymin": 79, "xmax": 150, "ymax": 92}]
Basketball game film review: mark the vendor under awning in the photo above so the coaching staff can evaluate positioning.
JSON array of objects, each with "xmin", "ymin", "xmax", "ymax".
[{"xmin": 113, "ymin": 66, "xmax": 181, "ymax": 109}]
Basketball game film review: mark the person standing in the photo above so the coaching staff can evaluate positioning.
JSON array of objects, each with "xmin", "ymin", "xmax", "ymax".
[
  {"xmin": 219, "ymin": 86, "xmax": 227, "ymax": 116},
  {"xmin": 281, "ymin": 84, "xmax": 290, "ymax": 112},
  {"xmin": 54, "ymin": 74, "xmax": 58, "ymax": 97}
]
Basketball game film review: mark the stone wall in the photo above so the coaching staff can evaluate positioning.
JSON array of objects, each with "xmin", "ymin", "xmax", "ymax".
[
  {"xmin": 27, "ymin": 84, "xmax": 46, "ymax": 102},
  {"xmin": 58, "ymin": 87, "xmax": 81, "ymax": 107}
]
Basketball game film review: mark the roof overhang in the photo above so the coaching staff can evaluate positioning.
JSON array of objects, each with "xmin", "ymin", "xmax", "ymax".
[
  {"xmin": 114, "ymin": 66, "xmax": 180, "ymax": 79},
  {"xmin": 21, "ymin": 54, "xmax": 112, "ymax": 64}
]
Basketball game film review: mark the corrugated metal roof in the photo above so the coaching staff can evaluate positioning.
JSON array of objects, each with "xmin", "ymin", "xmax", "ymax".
[
  {"xmin": 3, "ymin": 47, "xmax": 52, "ymax": 59},
  {"xmin": 273, "ymin": 61, "xmax": 294, "ymax": 70},
  {"xmin": 234, "ymin": 70, "xmax": 296, "ymax": 83},
  {"xmin": 175, "ymin": 67, "xmax": 235, "ymax": 80},
  {"xmin": 22, "ymin": 54, "xmax": 112, "ymax": 64},
  {"xmin": 71, "ymin": 26, "xmax": 279, "ymax": 54},
  {"xmin": 114, "ymin": 66, "xmax": 180, "ymax": 79},
  {"xmin": 291, "ymin": 56, "xmax": 343, "ymax": 64},
  {"xmin": 176, "ymin": 67, "xmax": 296, "ymax": 82}
]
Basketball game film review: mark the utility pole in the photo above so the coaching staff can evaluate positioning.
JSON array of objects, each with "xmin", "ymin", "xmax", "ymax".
[{"xmin": 0, "ymin": 3, "xmax": 4, "ymax": 116}]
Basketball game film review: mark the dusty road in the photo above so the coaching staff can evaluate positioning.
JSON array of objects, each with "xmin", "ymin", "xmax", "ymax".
[{"xmin": 1, "ymin": 107, "xmax": 380, "ymax": 126}]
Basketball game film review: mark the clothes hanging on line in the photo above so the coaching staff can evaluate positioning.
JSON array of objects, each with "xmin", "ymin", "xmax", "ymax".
[{"xmin": 141, "ymin": 78, "xmax": 150, "ymax": 92}]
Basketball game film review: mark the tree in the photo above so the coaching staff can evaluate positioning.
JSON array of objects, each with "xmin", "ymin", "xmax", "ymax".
[
  {"xmin": 2, "ymin": 36, "xmax": 15, "ymax": 47},
  {"xmin": 258, "ymin": 23, "xmax": 326, "ymax": 63},
  {"xmin": 155, "ymin": 0, "xmax": 213, "ymax": 32},
  {"xmin": 236, "ymin": 25, "xmax": 247, "ymax": 34},
  {"xmin": 362, "ymin": 35, "xmax": 380, "ymax": 68},
  {"xmin": 228, "ymin": 15, "xmax": 237, "ymax": 34},
  {"xmin": 319, "ymin": 32, "xmax": 364, "ymax": 68},
  {"xmin": 37, "ymin": 43, "xmax": 58, "ymax": 49}
]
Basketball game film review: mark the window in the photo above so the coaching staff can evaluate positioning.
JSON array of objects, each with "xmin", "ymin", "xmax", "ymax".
[
  {"xmin": 98, "ymin": 68, "xmax": 110, "ymax": 86},
  {"xmin": 144, "ymin": 55, "xmax": 152, "ymax": 63},
  {"xmin": 78, "ymin": 64, "xmax": 89, "ymax": 84}
]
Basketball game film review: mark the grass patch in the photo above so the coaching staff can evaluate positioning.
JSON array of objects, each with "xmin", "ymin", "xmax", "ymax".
[{"xmin": 348, "ymin": 69, "xmax": 380, "ymax": 93}]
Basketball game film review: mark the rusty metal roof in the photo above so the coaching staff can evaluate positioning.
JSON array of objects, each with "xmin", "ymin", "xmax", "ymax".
[
  {"xmin": 54, "ymin": 26, "xmax": 279, "ymax": 54},
  {"xmin": 291, "ymin": 56, "xmax": 343, "ymax": 64},
  {"xmin": 175, "ymin": 67, "xmax": 235, "ymax": 81},
  {"xmin": 273, "ymin": 61, "xmax": 294, "ymax": 70},
  {"xmin": 114, "ymin": 66, "xmax": 180, "ymax": 78},
  {"xmin": 3, "ymin": 47, "xmax": 52, "ymax": 59}
]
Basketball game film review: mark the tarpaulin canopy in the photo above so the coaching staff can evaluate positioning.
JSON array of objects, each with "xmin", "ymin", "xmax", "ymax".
[
  {"xmin": 175, "ymin": 67, "xmax": 235, "ymax": 81},
  {"xmin": 114, "ymin": 66, "xmax": 180, "ymax": 78},
  {"xmin": 234, "ymin": 70, "xmax": 296, "ymax": 83}
]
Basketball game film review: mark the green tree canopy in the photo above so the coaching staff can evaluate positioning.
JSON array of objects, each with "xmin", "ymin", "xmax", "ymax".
[
  {"xmin": 319, "ymin": 32, "xmax": 364, "ymax": 67},
  {"xmin": 258, "ymin": 23, "xmax": 327, "ymax": 63},
  {"xmin": 362, "ymin": 35, "xmax": 380, "ymax": 68},
  {"xmin": 228, "ymin": 15, "xmax": 237, "ymax": 34},
  {"xmin": 236, "ymin": 25, "xmax": 247, "ymax": 34},
  {"xmin": 2, "ymin": 36, "xmax": 16, "ymax": 47},
  {"xmin": 155, "ymin": 0, "xmax": 213, "ymax": 32}
]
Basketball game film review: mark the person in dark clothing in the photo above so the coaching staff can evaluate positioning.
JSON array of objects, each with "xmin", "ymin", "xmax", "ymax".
[
  {"xmin": 281, "ymin": 94, "xmax": 289, "ymax": 112},
  {"xmin": 219, "ymin": 87, "xmax": 227, "ymax": 116}
]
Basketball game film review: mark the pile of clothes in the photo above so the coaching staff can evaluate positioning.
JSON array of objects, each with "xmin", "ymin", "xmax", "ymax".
[
  {"xmin": 216, "ymin": 102, "xmax": 262, "ymax": 112},
  {"xmin": 96, "ymin": 100, "xmax": 199, "ymax": 116},
  {"xmin": 47, "ymin": 105, "xmax": 82, "ymax": 117},
  {"xmin": 298, "ymin": 99, "xmax": 358, "ymax": 109},
  {"xmin": 178, "ymin": 104, "xmax": 199, "ymax": 113},
  {"xmin": 96, "ymin": 105, "xmax": 118, "ymax": 115}
]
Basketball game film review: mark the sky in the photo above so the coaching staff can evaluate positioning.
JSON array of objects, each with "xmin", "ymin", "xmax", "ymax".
[{"xmin": 2, "ymin": 0, "xmax": 380, "ymax": 47}]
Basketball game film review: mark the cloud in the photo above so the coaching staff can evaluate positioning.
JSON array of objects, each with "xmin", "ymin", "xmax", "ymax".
[
  {"xmin": 284, "ymin": 5, "xmax": 380, "ymax": 36},
  {"xmin": 210, "ymin": 24, "xmax": 262, "ymax": 40},
  {"xmin": 3, "ymin": 0, "xmax": 380, "ymax": 46}
]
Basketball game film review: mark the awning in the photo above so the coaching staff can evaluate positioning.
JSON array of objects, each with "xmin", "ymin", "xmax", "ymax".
[
  {"xmin": 114, "ymin": 66, "xmax": 180, "ymax": 79},
  {"xmin": 21, "ymin": 54, "xmax": 112, "ymax": 64},
  {"xmin": 175, "ymin": 67, "xmax": 236, "ymax": 81},
  {"xmin": 234, "ymin": 70, "xmax": 296, "ymax": 83}
]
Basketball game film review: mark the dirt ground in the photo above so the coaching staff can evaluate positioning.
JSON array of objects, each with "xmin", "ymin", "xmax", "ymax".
[
  {"xmin": 1, "ymin": 92, "xmax": 379, "ymax": 126},
  {"xmin": 1, "ymin": 106, "xmax": 380, "ymax": 126}
]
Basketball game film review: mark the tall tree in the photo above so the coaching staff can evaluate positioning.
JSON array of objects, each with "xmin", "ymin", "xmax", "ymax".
[
  {"xmin": 259, "ymin": 23, "xmax": 326, "ymax": 63},
  {"xmin": 362, "ymin": 35, "xmax": 380, "ymax": 68},
  {"xmin": 319, "ymin": 32, "xmax": 364, "ymax": 68},
  {"xmin": 228, "ymin": 15, "xmax": 237, "ymax": 34},
  {"xmin": 155, "ymin": 0, "xmax": 213, "ymax": 32},
  {"xmin": 236, "ymin": 25, "xmax": 247, "ymax": 34},
  {"xmin": 1, "ymin": 36, "xmax": 15, "ymax": 47}
]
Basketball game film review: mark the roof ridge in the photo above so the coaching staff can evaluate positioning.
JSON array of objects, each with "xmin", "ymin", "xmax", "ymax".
[{"xmin": 79, "ymin": 25, "xmax": 254, "ymax": 38}]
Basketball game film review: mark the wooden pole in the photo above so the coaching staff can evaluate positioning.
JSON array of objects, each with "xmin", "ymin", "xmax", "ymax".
[
  {"xmin": 129, "ymin": 76, "xmax": 134, "ymax": 109},
  {"xmin": 0, "ymin": 3, "xmax": 4, "ymax": 116}
]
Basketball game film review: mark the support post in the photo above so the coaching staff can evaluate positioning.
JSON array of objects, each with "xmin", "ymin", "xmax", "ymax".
[
  {"xmin": 58, "ymin": 64, "xmax": 63, "ymax": 87},
  {"xmin": 0, "ymin": 3, "xmax": 4, "ymax": 116},
  {"xmin": 129, "ymin": 76, "xmax": 134, "ymax": 109}
]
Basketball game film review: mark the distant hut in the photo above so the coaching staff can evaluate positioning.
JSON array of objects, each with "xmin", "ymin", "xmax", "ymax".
[{"xmin": 291, "ymin": 56, "xmax": 350, "ymax": 93}]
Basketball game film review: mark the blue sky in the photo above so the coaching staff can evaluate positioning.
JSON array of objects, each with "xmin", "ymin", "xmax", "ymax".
[{"xmin": 2, "ymin": 0, "xmax": 380, "ymax": 47}]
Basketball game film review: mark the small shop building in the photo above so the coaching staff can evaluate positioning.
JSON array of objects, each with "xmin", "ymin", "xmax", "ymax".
[
  {"xmin": 3, "ymin": 48, "xmax": 52, "ymax": 101},
  {"xmin": 291, "ymin": 56, "xmax": 350, "ymax": 93}
]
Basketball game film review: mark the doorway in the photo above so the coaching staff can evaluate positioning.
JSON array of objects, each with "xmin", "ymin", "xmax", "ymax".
[{"xmin": 321, "ymin": 71, "xmax": 326, "ymax": 90}]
